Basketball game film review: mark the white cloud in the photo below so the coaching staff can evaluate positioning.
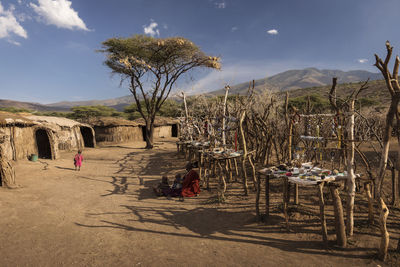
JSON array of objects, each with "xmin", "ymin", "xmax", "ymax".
[
  {"xmin": 7, "ymin": 39, "xmax": 21, "ymax": 46},
  {"xmin": 0, "ymin": 1, "xmax": 28, "ymax": 42},
  {"xmin": 231, "ymin": 26, "xmax": 238, "ymax": 32},
  {"xmin": 30, "ymin": 0, "xmax": 89, "ymax": 31},
  {"xmin": 17, "ymin": 0, "xmax": 23, "ymax": 5},
  {"xmin": 358, "ymin": 58, "xmax": 368, "ymax": 63},
  {"xmin": 267, "ymin": 29, "xmax": 278, "ymax": 35},
  {"xmin": 215, "ymin": 1, "xmax": 226, "ymax": 9},
  {"xmin": 143, "ymin": 20, "xmax": 160, "ymax": 37}
]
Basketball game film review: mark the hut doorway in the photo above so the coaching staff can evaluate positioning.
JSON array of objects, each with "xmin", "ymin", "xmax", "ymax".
[
  {"xmin": 141, "ymin": 126, "xmax": 146, "ymax": 141},
  {"xmin": 172, "ymin": 124, "xmax": 178, "ymax": 137},
  {"xmin": 0, "ymin": 171, "xmax": 2, "ymax": 187},
  {"xmin": 80, "ymin": 127, "xmax": 94, "ymax": 147},
  {"xmin": 35, "ymin": 129, "xmax": 52, "ymax": 159}
]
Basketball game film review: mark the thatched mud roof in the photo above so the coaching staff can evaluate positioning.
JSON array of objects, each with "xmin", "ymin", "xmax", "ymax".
[
  {"xmin": 85, "ymin": 117, "xmax": 139, "ymax": 127},
  {"xmin": 134, "ymin": 117, "xmax": 179, "ymax": 126},
  {"xmin": 0, "ymin": 111, "xmax": 35, "ymax": 126},
  {"xmin": 23, "ymin": 115, "xmax": 82, "ymax": 128}
]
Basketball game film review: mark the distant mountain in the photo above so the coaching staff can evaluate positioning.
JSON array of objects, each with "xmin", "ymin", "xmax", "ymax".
[
  {"xmin": 46, "ymin": 95, "xmax": 136, "ymax": 111},
  {"xmin": 0, "ymin": 99, "xmax": 68, "ymax": 112},
  {"xmin": 208, "ymin": 68, "xmax": 382, "ymax": 95}
]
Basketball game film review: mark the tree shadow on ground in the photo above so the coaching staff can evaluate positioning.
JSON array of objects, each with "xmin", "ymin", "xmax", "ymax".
[
  {"xmin": 75, "ymin": 205, "xmax": 375, "ymax": 260},
  {"xmin": 76, "ymin": 140, "xmax": 396, "ymax": 263}
]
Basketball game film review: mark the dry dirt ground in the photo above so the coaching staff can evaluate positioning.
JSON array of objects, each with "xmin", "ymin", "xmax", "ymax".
[{"xmin": 0, "ymin": 138, "xmax": 399, "ymax": 267}]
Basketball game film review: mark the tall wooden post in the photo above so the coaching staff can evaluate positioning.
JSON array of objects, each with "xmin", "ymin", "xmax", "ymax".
[
  {"xmin": 239, "ymin": 111, "xmax": 249, "ymax": 195},
  {"xmin": 346, "ymin": 100, "xmax": 356, "ymax": 236},
  {"xmin": 222, "ymin": 85, "xmax": 230, "ymax": 146}
]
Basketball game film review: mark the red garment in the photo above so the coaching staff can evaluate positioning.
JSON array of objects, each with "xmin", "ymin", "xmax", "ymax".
[
  {"xmin": 181, "ymin": 170, "xmax": 201, "ymax": 197},
  {"xmin": 74, "ymin": 154, "xmax": 83, "ymax": 167}
]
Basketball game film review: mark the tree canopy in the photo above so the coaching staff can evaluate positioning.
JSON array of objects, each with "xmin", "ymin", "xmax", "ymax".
[
  {"xmin": 99, "ymin": 34, "xmax": 221, "ymax": 148},
  {"xmin": 69, "ymin": 105, "xmax": 123, "ymax": 120}
]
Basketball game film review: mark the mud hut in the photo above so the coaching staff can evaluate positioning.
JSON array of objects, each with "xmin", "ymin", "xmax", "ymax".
[
  {"xmin": 0, "ymin": 112, "xmax": 54, "ymax": 187},
  {"xmin": 134, "ymin": 117, "xmax": 180, "ymax": 139},
  {"xmin": 87, "ymin": 117, "xmax": 142, "ymax": 144},
  {"xmin": 23, "ymin": 115, "xmax": 96, "ymax": 151},
  {"xmin": 0, "ymin": 111, "xmax": 59, "ymax": 161}
]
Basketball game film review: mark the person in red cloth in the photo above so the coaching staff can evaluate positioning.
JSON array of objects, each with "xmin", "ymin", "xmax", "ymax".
[{"xmin": 181, "ymin": 162, "xmax": 201, "ymax": 200}]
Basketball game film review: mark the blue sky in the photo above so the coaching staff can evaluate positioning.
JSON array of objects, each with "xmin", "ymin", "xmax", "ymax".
[{"xmin": 0, "ymin": 0, "xmax": 399, "ymax": 103}]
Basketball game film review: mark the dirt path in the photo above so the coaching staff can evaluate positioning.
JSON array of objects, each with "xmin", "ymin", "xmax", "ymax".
[{"xmin": 0, "ymin": 139, "xmax": 391, "ymax": 266}]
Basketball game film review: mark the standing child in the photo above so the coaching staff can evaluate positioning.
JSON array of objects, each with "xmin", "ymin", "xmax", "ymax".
[{"xmin": 74, "ymin": 150, "xmax": 83, "ymax": 171}]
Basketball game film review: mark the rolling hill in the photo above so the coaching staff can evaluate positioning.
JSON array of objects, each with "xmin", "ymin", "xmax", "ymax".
[
  {"xmin": 46, "ymin": 95, "xmax": 136, "ymax": 111},
  {"xmin": 0, "ymin": 99, "xmax": 68, "ymax": 112},
  {"xmin": 207, "ymin": 68, "xmax": 382, "ymax": 95},
  {"xmin": 0, "ymin": 68, "xmax": 386, "ymax": 112}
]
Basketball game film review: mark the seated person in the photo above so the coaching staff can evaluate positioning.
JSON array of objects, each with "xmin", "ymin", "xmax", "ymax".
[
  {"xmin": 181, "ymin": 162, "xmax": 201, "ymax": 199},
  {"xmin": 153, "ymin": 176, "xmax": 170, "ymax": 197},
  {"xmin": 167, "ymin": 174, "xmax": 183, "ymax": 197}
]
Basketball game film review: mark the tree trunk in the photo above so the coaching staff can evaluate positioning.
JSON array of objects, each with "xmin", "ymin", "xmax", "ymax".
[{"xmin": 145, "ymin": 120, "xmax": 154, "ymax": 149}]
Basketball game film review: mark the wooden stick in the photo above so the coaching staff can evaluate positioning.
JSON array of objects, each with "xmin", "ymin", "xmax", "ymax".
[
  {"xmin": 217, "ymin": 161, "xmax": 225, "ymax": 200},
  {"xmin": 239, "ymin": 111, "xmax": 249, "ymax": 195},
  {"xmin": 364, "ymin": 182, "xmax": 374, "ymax": 225},
  {"xmin": 329, "ymin": 183, "xmax": 346, "ymax": 247},
  {"xmin": 378, "ymin": 198, "xmax": 389, "ymax": 261},
  {"xmin": 392, "ymin": 166, "xmax": 399, "ymax": 205},
  {"xmin": 234, "ymin": 158, "xmax": 239, "ymax": 180},
  {"xmin": 206, "ymin": 158, "xmax": 211, "ymax": 190},
  {"xmin": 265, "ymin": 174, "xmax": 270, "ymax": 219},
  {"xmin": 346, "ymin": 99, "xmax": 356, "ymax": 236},
  {"xmin": 224, "ymin": 159, "xmax": 231, "ymax": 184},
  {"xmin": 256, "ymin": 173, "xmax": 261, "ymax": 221},
  {"xmin": 318, "ymin": 182, "xmax": 328, "ymax": 245},
  {"xmin": 283, "ymin": 177, "xmax": 290, "ymax": 231},
  {"xmin": 228, "ymin": 159, "xmax": 233, "ymax": 183},
  {"xmin": 294, "ymin": 184, "xmax": 299, "ymax": 205},
  {"xmin": 222, "ymin": 85, "xmax": 230, "ymax": 146},
  {"xmin": 248, "ymin": 154, "xmax": 257, "ymax": 191}
]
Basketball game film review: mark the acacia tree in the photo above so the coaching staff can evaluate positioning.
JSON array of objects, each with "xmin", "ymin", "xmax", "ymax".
[{"xmin": 100, "ymin": 35, "xmax": 221, "ymax": 148}]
